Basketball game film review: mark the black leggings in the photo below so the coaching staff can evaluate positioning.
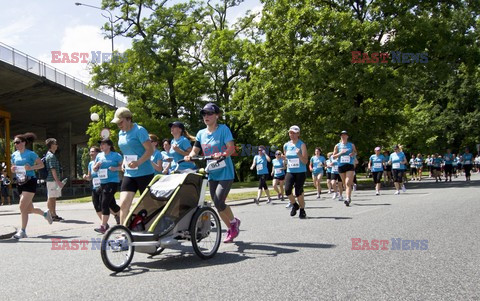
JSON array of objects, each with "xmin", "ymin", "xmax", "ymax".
[
  {"xmin": 285, "ymin": 172, "xmax": 306, "ymax": 197},
  {"xmin": 392, "ymin": 169, "xmax": 404, "ymax": 183},
  {"xmin": 258, "ymin": 174, "xmax": 268, "ymax": 190},
  {"xmin": 209, "ymin": 180, "xmax": 233, "ymax": 212},
  {"xmin": 100, "ymin": 182, "xmax": 120, "ymax": 215},
  {"xmin": 92, "ymin": 187, "xmax": 102, "ymax": 213},
  {"xmin": 464, "ymin": 164, "xmax": 473, "ymax": 178},
  {"xmin": 410, "ymin": 167, "xmax": 417, "ymax": 176}
]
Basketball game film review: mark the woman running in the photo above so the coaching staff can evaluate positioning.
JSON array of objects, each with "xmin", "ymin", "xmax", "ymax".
[
  {"xmin": 368, "ymin": 147, "xmax": 386, "ymax": 196},
  {"xmin": 83, "ymin": 146, "xmax": 102, "ymax": 221},
  {"xmin": 11, "ymin": 132, "xmax": 52, "ymax": 239},
  {"xmin": 150, "ymin": 134, "xmax": 163, "ymax": 175},
  {"xmin": 161, "ymin": 139, "xmax": 173, "ymax": 175},
  {"xmin": 309, "ymin": 147, "xmax": 326, "ymax": 198},
  {"xmin": 271, "ymin": 150, "xmax": 286, "ymax": 202},
  {"xmin": 383, "ymin": 150, "xmax": 393, "ymax": 186},
  {"xmin": 332, "ymin": 130, "xmax": 357, "ymax": 206},
  {"xmin": 284, "ymin": 125, "xmax": 308, "ymax": 218},
  {"xmin": 93, "ymin": 139, "xmax": 122, "ymax": 233},
  {"xmin": 111, "ymin": 107, "xmax": 154, "ymax": 224},
  {"xmin": 250, "ymin": 146, "xmax": 273, "ymax": 204},
  {"xmin": 409, "ymin": 154, "xmax": 417, "ymax": 181},
  {"xmin": 415, "ymin": 153, "xmax": 423, "ymax": 181},
  {"xmin": 432, "ymin": 153, "xmax": 443, "ymax": 182},
  {"xmin": 325, "ymin": 154, "xmax": 333, "ymax": 194},
  {"xmin": 443, "ymin": 149, "xmax": 454, "ymax": 182},
  {"xmin": 328, "ymin": 152, "xmax": 344, "ymax": 201},
  {"xmin": 462, "ymin": 147, "xmax": 473, "ymax": 182},
  {"xmin": 168, "ymin": 121, "xmax": 196, "ymax": 173},
  {"xmin": 185, "ymin": 103, "xmax": 240, "ymax": 243},
  {"xmin": 388, "ymin": 145, "xmax": 408, "ymax": 195}
]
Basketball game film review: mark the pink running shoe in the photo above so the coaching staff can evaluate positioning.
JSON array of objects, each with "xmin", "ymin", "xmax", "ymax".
[
  {"xmin": 230, "ymin": 218, "xmax": 241, "ymax": 239},
  {"xmin": 223, "ymin": 228, "xmax": 233, "ymax": 243}
]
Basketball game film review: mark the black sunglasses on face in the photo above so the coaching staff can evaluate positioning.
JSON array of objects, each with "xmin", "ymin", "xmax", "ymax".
[
  {"xmin": 14, "ymin": 141, "xmax": 23, "ymax": 144},
  {"xmin": 201, "ymin": 111, "xmax": 215, "ymax": 117}
]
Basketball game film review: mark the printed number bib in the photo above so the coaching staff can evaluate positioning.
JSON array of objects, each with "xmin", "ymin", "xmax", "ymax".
[
  {"xmin": 256, "ymin": 163, "xmax": 264, "ymax": 171},
  {"xmin": 275, "ymin": 168, "xmax": 283, "ymax": 174},
  {"xmin": 332, "ymin": 165, "xmax": 338, "ymax": 172},
  {"xmin": 207, "ymin": 160, "xmax": 226, "ymax": 171},
  {"xmin": 124, "ymin": 155, "xmax": 138, "ymax": 170},
  {"xmin": 317, "ymin": 163, "xmax": 323, "ymax": 169},
  {"xmin": 465, "ymin": 160, "xmax": 471, "ymax": 165},
  {"xmin": 392, "ymin": 163, "xmax": 401, "ymax": 169},
  {"xmin": 98, "ymin": 169, "xmax": 108, "ymax": 179},
  {"xmin": 162, "ymin": 162, "xmax": 169, "ymax": 169},
  {"xmin": 15, "ymin": 166, "xmax": 26, "ymax": 182},
  {"xmin": 92, "ymin": 177, "xmax": 101, "ymax": 188},
  {"xmin": 340, "ymin": 156, "xmax": 351, "ymax": 164},
  {"xmin": 288, "ymin": 158, "xmax": 300, "ymax": 169},
  {"xmin": 373, "ymin": 163, "xmax": 382, "ymax": 169}
]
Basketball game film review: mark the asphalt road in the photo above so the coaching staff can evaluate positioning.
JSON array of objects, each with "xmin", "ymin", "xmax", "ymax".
[{"xmin": 1, "ymin": 175, "xmax": 479, "ymax": 300}]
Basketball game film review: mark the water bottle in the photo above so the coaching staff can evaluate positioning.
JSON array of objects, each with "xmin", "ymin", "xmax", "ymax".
[{"xmin": 56, "ymin": 178, "xmax": 68, "ymax": 190}]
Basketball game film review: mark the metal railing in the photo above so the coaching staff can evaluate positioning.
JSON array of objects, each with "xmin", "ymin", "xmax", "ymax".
[{"xmin": 0, "ymin": 41, "xmax": 126, "ymax": 108}]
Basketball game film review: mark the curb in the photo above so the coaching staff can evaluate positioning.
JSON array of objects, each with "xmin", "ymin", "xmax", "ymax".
[{"xmin": 0, "ymin": 226, "xmax": 17, "ymax": 240}]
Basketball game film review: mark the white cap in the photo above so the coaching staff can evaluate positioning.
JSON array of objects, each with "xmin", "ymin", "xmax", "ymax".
[{"xmin": 289, "ymin": 125, "xmax": 300, "ymax": 133}]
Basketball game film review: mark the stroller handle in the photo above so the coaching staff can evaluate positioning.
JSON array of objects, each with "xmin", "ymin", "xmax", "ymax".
[{"xmin": 177, "ymin": 155, "xmax": 226, "ymax": 165}]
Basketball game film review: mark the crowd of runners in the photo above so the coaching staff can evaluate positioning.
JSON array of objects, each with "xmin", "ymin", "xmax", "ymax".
[{"xmin": 9, "ymin": 103, "xmax": 479, "ymax": 242}]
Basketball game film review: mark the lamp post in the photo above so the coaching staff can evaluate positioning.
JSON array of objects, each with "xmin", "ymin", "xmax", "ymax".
[
  {"xmin": 90, "ymin": 109, "xmax": 110, "ymax": 139},
  {"xmin": 75, "ymin": 2, "xmax": 116, "ymax": 108}
]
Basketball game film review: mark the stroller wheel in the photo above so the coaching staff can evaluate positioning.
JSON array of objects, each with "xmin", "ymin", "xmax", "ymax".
[
  {"xmin": 190, "ymin": 207, "xmax": 222, "ymax": 259},
  {"xmin": 100, "ymin": 225, "xmax": 135, "ymax": 272}
]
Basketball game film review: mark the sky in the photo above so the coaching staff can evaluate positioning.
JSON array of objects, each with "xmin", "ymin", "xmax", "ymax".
[{"xmin": 0, "ymin": 0, "xmax": 262, "ymax": 94}]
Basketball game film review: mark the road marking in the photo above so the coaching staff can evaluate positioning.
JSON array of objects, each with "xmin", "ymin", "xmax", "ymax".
[{"xmin": 353, "ymin": 207, "xmax": 382, "ymax": 215}]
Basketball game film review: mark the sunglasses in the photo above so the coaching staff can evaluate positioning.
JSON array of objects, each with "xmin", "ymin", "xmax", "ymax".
[
  {"xmin": 14, "ymin": 141, "xmax": 23, "ymax": 144},
  {"xmin": 201, "ymin": 111, "xmax": 215, "ymax": 117}
]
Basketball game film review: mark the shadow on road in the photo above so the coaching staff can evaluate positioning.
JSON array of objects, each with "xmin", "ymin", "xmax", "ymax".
[
  {"xmin": 305, "ymin": 216, "xmax": 352, "ymax": 220},
  {"xmin": 60, "ymin": 219, "xmax": 94, "ymax": 225},
  {"xmin": 0, "ymin": 212, "xmax": 20, "ymax": 216},
  {"xmin": 353, "ymin": 203, "xmax": 391, "ymax": 206}
]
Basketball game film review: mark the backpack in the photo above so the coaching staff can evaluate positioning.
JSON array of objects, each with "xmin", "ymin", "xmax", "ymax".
[{"xmin": 38, "ymin": 156, "xmax": 48, "ymax": 180}]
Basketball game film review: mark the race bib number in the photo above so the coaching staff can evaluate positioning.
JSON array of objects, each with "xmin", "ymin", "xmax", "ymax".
[
  {"xmin": 465, "ymin": 160, "xmax": 471, "ymax": 165},
  {"xmin": 392, "ymin": 163, "xmax": 400, "ymax": 169},
  {"xmin": 162, "ymin": 162, "xmax": 169, "ymax": 169},
  {"xmin": 373, "ymin": 163, "xmax": 382, "ymax": 169},
  {"xmin": 332, "ymin": 165, "xmax": 338, "ymax": 172},
  {"xmin": 98, "ymin": 169, "xmax": 108, "ymax": 179},
  {"xmin": 124, "ymin": 155, "xmax": 138, "ymax": 170},
  {"xmin": 288, "ymin": 158, "xmax": 300, "ymax": 169},
  {"xmin": 317, "ymin": 162, "xmax": 323, "ymax": 168},
  {"xmin": 275, "ymin": 168, "xmax": 283, "ymax": 174},
  {"xmin": 256, "ymin": 163, "xmax": 264, "ymax": 171},
  {"xmin": 92, "ymin": 177, "xmax": 101, "ymax": 188},
  {"xmin": 15, "ymin": 166, "xmax": 26, "ymax": 182},
  {"xmin": 340, "ymin": 156, "xmax": 351, "ymax": 164},
  {"xmin": 207, "ymin": 159, "xmax": 226, "ymax": 171}
]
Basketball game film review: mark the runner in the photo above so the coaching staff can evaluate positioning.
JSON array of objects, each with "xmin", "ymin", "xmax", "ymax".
[
  {"xmin": 443, "ymin": 149, "xmax": 454, "ymax": 182},
  {"xmin": 82, "ymin": 146, "xmax": 102, "ymax": 221},
  {"xmin": 284, "ymin": 125, "xmax": 308, "ymax": 218},
  {"xmin": 327, "ymin": 152, "xmax": 344, "ymax": 201},
  {"xmin": 250, "ymin": 146, "xmax": 273, "ymax": 204},
  {"xmin": 325, "ymin": 154, "xmax": 333, "ymax": 194},
  {"xmin": 271, "ymin": 150, "xmax": 286, "ymax": 202},
  {"xmin": 428, "ymin": 154, "xmax": 434, "ymax": 178},
  {"xmin": 368, "ymin": 147, "xmax": 386, "ymax": 196},
  {"xmin": 111, "ymin": 107, "xmax": 155, "ymax": 224},
  {"xmin": 456, "ymin": 153, "xmax": 463, "ymax": 177},
  {"xmin": 168, "ymin": 121, "xmax": 197, "ymax": 173},
  {"xmin": 149, "ymin": 134, "xmax": 163, "ymax": 175},
  {"xmin": 332, "ymin": 130, "xmax": 357, "ymax": 206},
  {"xmin": 452, "ymin": 153, "xmax": 458, "ymax": 178},
  {"xmin": 93, "ymin": 139, "xmax": 122, "ymax": 233},
  {"xmin": 388, "ymin": 145, "xmax": 407, "ymax": 195},
  {"xmin": 462, "ymin": 147, "xmax": 473, "ymax": 182},
  {"xmin": 309, "ymin": 147, "xmax": 326, "ymax": 198},
  {"xmin": 185, "ymin": 102, "xmax": 240, "ymax": 243},
  {"xmin": 409, "ymin": 154, "xmax": 417, "ymax": 181},
  {"xmin": 161, "ymin": 138, "xmax": 173, "ymax": 175},
  {"xmin": 11, "ymin": 132, "xmax": 52, "ymax": 239},
  {"xmin": 432, "ymin": 153, "xmax": 443, "ymax": 182},
  {"xmin": 383, "ymin": 150, "xmax": 393, "ymax": 186},
  {"xmin": 415, "ymin": 153, "xmax": 423, "ymax": 181}
]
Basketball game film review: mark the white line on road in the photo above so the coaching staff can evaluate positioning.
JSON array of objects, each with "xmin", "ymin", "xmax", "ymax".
[{"xmin": 353, "ymin": 207, "xmax": 382, "ymax": 215}]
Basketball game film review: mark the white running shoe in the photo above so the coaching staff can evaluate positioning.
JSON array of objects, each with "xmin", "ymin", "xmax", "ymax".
[
  {"xmin": 338, "ymin": 195, "xmax": 344, "ymax": 201},
  {"xmin": 44, "ymin": 209, "xmax": 53, "ymax": 224},
  {"xmin": 401, "ymin": 184, "xmax": 406, "ymax": 192},
  {"xmin": 375, "ymin": 190, "xmax": 380, "ymax": 196},
  {"xmin": 353, "ymin": 184, "xmax": 357, "ymax": 191},
  {"xmin": 394, "ymin": 191, "xmax": 400, "ymax": 195},
  {"xmin": 285, "ymin": 202, "xmax": 293, "ymax": 209},
  {"xmin": 316, "ymin": 193, "xmax": 320, "ymax": 199},
  {"xmin": 13, "ymin": 230, "xmax": 27, "ymax": 239},
  {"xmin": 327, "ymin": 190, "xmax": 332, "ymax": 194},
  {"xmin": 332, "ymin": 192, "xmax": 337, "ymax": 199}
]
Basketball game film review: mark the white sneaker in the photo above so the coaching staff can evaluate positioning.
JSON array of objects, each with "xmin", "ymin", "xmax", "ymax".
[
  {"xmin": 394, "ymin": 191, "xmax": 400, "ymax": 195},
  {"xmin": 353, "ymin": 184, "xmax": 357, "ymax": 191},
  {"xmin": 266, "ymin": 198, "xmax": 272, "ymax": 204},
  {"xmin": 44, "ymin": 209, "xmax": 53, "ymax": 224},
  {"xmin": 375, "ymin": 190, "xmax": 380, "ymax": 196},
  {"xmin": 332, "ymin": 192, "xmax": 337, "ymax": 199},
  {"xmin": 338, "ymin": 195, "xmax": 344, "ymax": 201},
  {"xmin": 327, "ymin": 190, "xmax": 332, "ymax": 194},
  {"xmin": 316, "ymin": 193, "xmax": 320, "ymax": 199},
  {"xmin": 401, "ymin": 185, "xmax": 406, "ymax": 192},
  {"xmin": 13, "ymin": 230, "xmax": 27, "ymax": 239},
  {"xmin": 285, "ymin": 202, "xmax": 293, "ymax": 209}
]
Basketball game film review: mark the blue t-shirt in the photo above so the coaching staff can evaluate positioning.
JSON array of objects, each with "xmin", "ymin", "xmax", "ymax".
[
  {"xmin": 326, "ymin": 159, "xmax": 332, "ymax": 173},
  {"xmin": 169, "ymin": 136, "xmax": 196, "ymax": 171},
  {"xmin": 330, "ymin": 156, "xmax": 339, "ymax": 175},
  {"xmin": 389, "ymin": 152, "xmax": 406, "ymax": 170},
  {"xmin": 254, "ymin": 155, "xmax": 269, "ymax": 175},
  {"xmin": 432, "ymin": 157, "xmax": 443, "ymax": 168},
  {"xmin": 94, "ymin": 151, "xmax": 122, "ymax": 184},
  {"xmin": 272, "ymin": 159, "xmax": 285, "ymax": 177},
  {"xmin": 369, "ymin": 154, "xmax": 386, "ymax": 172},
  {"xmin": 310, "ymin": 155, "xmax": 325, "ymax": 175},
  {"xmin": 336, "ymin": 142, "xmax": 354, "ymax": 166},
  {"xmin": 11, "ymin": 150, "xmax": 38, "ymax": 178},
  {"xmin": 284, "ymin": 140, "xmax": 307, "ymax": 173},
  {"xmin": 443, "ymin": 154, "xmax": 453, "ymax": 165},
  {"xmin": 118, "ymin": 123, "xmax": 155, "ymax": 177},
  {"xmin": 195, "ymin": 124, "xmax": 235, "ymax": 181},
  {"xmin": 88, "ymin": 161, "xmax": 100, "ymax": 188},
  {"xmin": 151, "ymin": 149, "xmax": 163, "ymax": 175},
  {"xmin": 415, "ymin": 157, "xmax": 423, "ymax": 168},
  {"xmin": 462, "ymin": 153, "xmax": 473, "ymax": 165}
]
